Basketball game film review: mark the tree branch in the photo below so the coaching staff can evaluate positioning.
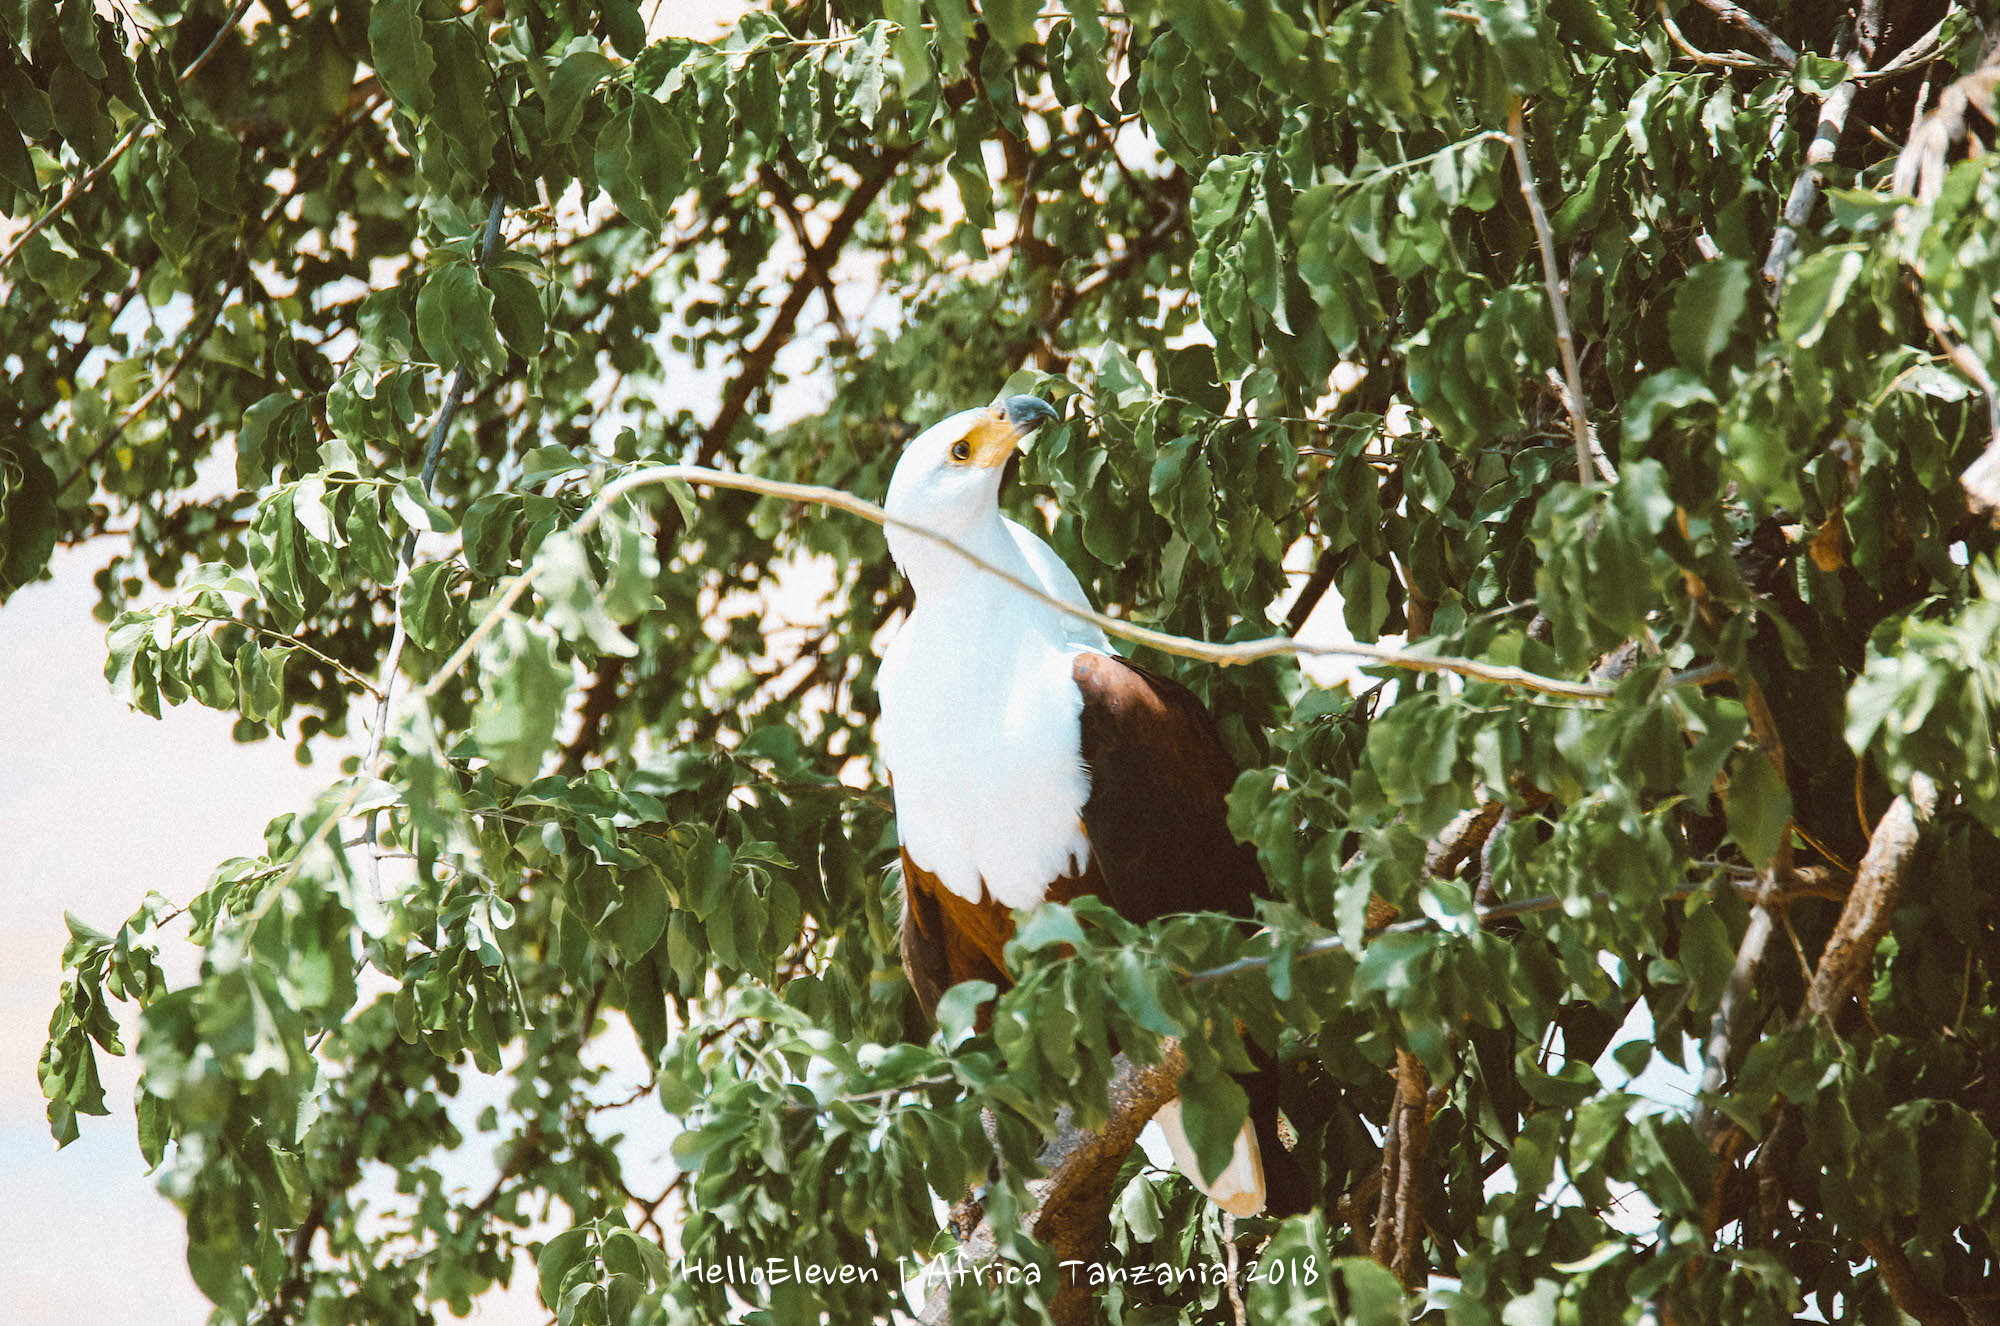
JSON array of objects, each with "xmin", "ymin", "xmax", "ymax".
[
  {"xmin": 1369, "ymin": 1050, "xmax": 1432, "ymax": 1285},
  {"xmin": 1690, "ymin": 0, "xmax": 1799, "ymax": 67},
  {"xmin": 1284, "ymin": 546, "xmax": 1339, "ymax": 636},
  {"xmin": 1695, "ymin": 881, "xmax": 1777, "ymax": 1145},
  {"xmin": 441, "ymin": 463, "xmax": 1736, "ymax": 704},
  {"xmin": 1657, "ymin": 0, "xmax": 1775, "ymax": 70},
  {"xmin": 1858, "ymin": 1229, "xmax": 1986, "ymax": 1326},
  {"xmin": 918, "ymin": 1043, "xmax": 1189, "ymax": 1326},
  {"xmin": 1424, "ymin": 798, "xmax": 1510, "ymax": 881},
  {"xmin": 1762, "ymin": 31, "xmax": 1866, "ymax": 285},
  {"xmin": 1802, "ymin": 775, "xmax": 1939, "ymax": 1022},
  {"xmin": 1508, "ymin": 98, "xmax": 1610, "ymax": 486},
  {"xmin": 570, "ymin": 145, "xmax": 915, "ymax": 767},
  {"xmin": 1183, "ymin": 866, "xmax": 1842, "ymax": 987}
]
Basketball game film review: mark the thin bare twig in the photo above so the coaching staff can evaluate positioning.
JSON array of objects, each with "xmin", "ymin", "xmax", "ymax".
[
  {"xmin": 1694, "ymin": 877, "xmax": 1777, "ymax": 1143},
  {"xmin": 1911, "ymin": 286, "xmax": 2000, "ymax": 520},
  {"xmin": 177, "ymin": 610, "xmax": 384, "ymax": 699},
  {"xmin": 1852, "ymin": 16, "xmax": 1949, "ymax": 83},
  {"xmin": 1507, "ymin": 99, "xmax": 1605, "ymax": 487},
  {"xmin": 432, "ymin": 464, "xmax": 1735, "ymax": 703},
  {"xmin": 1182, "ymin": 865, "xmax": 1846, "ymax": 987}
]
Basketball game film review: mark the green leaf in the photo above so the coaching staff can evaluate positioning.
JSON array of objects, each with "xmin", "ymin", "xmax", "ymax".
[
  {"xmin": 1724, "ymin": 751, "xmax": 1792, "ymax": 870},
  {"xmin": 487, "ymin": 268, "xmax": 547, "ymax": 360},
  {"xmin": 536, "ymin": 528, "xmax": 639, "ymax": 657},
  {"xmin": 1779, "ymin": 245, "xmax": 1866, "ymax": 349},
  {"xmin": 0, "ymin": 63, "xmax": 55, "ymax": 143},
  {"xmin": 428, "ymin": 21, "xmax": 497, "ymax": 176},
  {"xmin": 416, "ymin": 263, "xmax": 507, "ymax": 376},
  {"xmin": 983, "ymin": 0, "xmax": 1039, "ymax": 50},
  {"xmin": 1678, "ymin": 896, "xmax": 1734, "ymax": 1013},
  {"xmin": 400, "ymin": 560, "xmax": 461, "ymax": 653},
  {"xmin": 471, "ymin": 618, "xmax": 570, "ymax": 785},
  {"xmin": 537, "ymin": 1228, "xmax": 590, "ymax": 1309},
  {"xmin": 0, "ymin": 110, "xmax": 35, "ymax": 192},
  {"xmin": 1670, "ymin": 258, "xmax": 1751, "ymax": 373},
  {"xmin": 595, "ymin": 102, "xmax": 658, "ymax": 230},
  {"xmin": 599, "ymin": 511, "xmax": 660, "ymax": 625},
  {"xmin": 135, "ymin": 1089, "xmax": 170, "ymax": 1170},
  {"xmin": 1621, "ymin": 368, "xmax": 1716, "ymax": 446},
  {"xmin": 609, "ymin": 868, "xmax": 668, "ymax": 960},
  {"xmin": 1795, "ymin": 53, "xmax": 1851, "ymax": 95},
  {"xmin": 368, "ymin": 0, "xmax": 435, "ymax": 114},
  {"xmin": 885, "ymin": 0, "xmax": 933, "ymax": 97},
  {"xmin": 58, "ymin": 0, "xmax": 106, "ymax": 80},
  {"xmin": 1354, "ymin": 931, "xmax": 1431, "ymax": 1002},
  {"xmin": 1176, "ymin": 1071, "xmax": 1249, "ymax": 1186},
  {"xmin": 1, "ymin": 441, "xmax": 59, "ymax": 595},
  {"xmin": 392, "ymin": 477, "xmax": 455, "ymax": 534},
  {"xmin": 1012, "ymin": 903, "xmax": 1086, "ymax": 953},
  {"xmin": 544, "ymin": 49, "xmax": 614, "ymax": 144},
  {"xmin": 935, "ymin": 981, "xmax": 996, "ymax": 1048}
]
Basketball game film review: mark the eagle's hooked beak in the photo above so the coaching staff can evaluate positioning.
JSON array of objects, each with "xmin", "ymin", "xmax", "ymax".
[
  {"xmin": 1002, "ymin": 394, "xmax": 1060, "ymax": 433},
  {"xmin": 962, "ymin": 395, "xmax": 1062, "ymax": 468}
]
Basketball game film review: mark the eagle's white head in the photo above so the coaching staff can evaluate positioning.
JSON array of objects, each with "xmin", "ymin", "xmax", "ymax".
[{"xmin": 882, "ymin": 395, "xmax": 1060, "ymax": 580}]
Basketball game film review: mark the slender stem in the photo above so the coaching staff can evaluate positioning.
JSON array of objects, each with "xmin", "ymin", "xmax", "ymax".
[
  {"xmin": 1181, "ymin": 867, "xmax": 1847, "ymax": 986},
  {"xmin": 426, "ymin": 464, "xmax": 1734, "ymax": 705},
  {"xmin": 1658, "ymin": 0, "xmax": 1772, "ymax": 69},
  {"xmin": 177, "ymin": 611, "xmax": 384, "ymax": 698}
]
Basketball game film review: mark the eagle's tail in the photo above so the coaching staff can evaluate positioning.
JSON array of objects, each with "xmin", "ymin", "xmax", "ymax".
[{"xmin": 1149, "ymin": 1099, "xmax": 1268, "ymax": 1216}]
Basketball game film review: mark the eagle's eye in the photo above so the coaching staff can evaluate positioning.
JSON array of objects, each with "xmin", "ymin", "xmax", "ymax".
[{"xmin": 950, "ymin": 440, "xmax": 971, "ymax": 462}]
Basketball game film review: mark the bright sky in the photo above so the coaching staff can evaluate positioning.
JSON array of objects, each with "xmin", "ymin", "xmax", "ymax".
[{"xmin": 1, "ymin": 543, "xmax": 327, "ymax": 1324}]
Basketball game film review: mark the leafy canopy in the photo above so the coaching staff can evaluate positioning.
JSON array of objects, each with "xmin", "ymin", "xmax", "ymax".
[{"xmin": 10, "ymin": 0, "xmax": 2000, "ymax": 1323}]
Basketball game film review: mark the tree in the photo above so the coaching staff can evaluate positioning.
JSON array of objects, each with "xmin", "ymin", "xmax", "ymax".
[{"xmin": 13, "ymin": 0, "xmax": 2000, "ymax": 1321}]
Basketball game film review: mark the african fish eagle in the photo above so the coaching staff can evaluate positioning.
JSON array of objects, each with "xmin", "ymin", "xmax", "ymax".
[{"xmin": 877, "ymin": 395, "xmax": 1276, "ymax": 1216}]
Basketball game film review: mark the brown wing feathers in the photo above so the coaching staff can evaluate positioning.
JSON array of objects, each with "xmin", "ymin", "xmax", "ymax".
[
  {"xmin": 1069, "ymin": 653, "xmax": 1265, "ymax": 925},
  {"xmin": 898, "ymin": 653, "xmax": 1264, "ymax": 1019}
]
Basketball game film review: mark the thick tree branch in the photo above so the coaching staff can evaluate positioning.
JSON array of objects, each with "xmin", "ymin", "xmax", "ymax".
[
  {"xmin": 1859, "ymin": 1227, "xmax": 1993, "ymax": 1326},
  {"xmin": 917, "ymin": 1043, "xmax": 1189, "ymax": 1326},
  {"xmin": 1284, "ymin": 546, "xmax": 1339, "ymax": 636},
  {"xmin": 1369, "ymin": 1050, "xmax": 1432, "ymax": 1285},
  {"xmin": 1424, "ymin": 799, "xmax": 1510, "ymax": 881},
  {"xmin": 1803, "ymin": 775, "xmax": 1939, "ymax": 1021}
]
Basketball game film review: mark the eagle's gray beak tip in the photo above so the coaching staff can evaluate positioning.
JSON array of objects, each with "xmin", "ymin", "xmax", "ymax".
[{"xmin": 1003, "ymin": 395, "xmax": 1061, "ymax": 430}]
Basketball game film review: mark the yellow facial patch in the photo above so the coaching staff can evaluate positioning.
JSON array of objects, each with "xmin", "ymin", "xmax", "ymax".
[{"xmin": 959, "ymin": 408, "xmax": 1024, "ymax": 468}]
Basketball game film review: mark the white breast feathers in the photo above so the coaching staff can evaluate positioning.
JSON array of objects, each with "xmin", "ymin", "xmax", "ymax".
[{"xmin": 878, "ymin": 542, "xmax": 1099, "ymax": 909}]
